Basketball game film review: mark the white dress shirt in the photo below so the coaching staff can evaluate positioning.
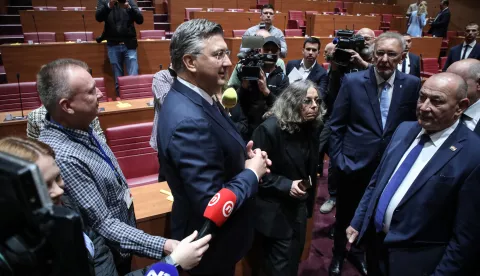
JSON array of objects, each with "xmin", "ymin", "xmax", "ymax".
[
  {"xmin": 383, "ymin": 120, "xmax": 459, "ymax": 232},
  {"xmin": 374, "ymin": 68, "xmax": 396, "ymax": 106},
  {"xmin": 397, "ymin": 53, "xmax": 410, "ymax": 74},
  {"xmin": 463, "ymin": 100, "xmax": 480, "ymax": 131},
  {"xmin": 460, "ymin": 40, "xmax": 477, "ymax": 60},
  {"xmin": 298, "ymin": 59, "xmax": 317, "ymax": 80}
]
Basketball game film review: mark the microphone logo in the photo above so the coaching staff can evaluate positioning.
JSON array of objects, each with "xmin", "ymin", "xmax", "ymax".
[
  {"xmin": 208, "ymin": 193, "xmax": 220, "ymax": 206},
  {"xmin": 222, "ymin": 201, "xmax": 234, "ymax": 217}
]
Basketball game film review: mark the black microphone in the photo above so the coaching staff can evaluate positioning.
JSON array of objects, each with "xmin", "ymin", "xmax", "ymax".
[
  {"xmin": 420, "ymin": 53, "xmax": 424, "ymax": 73},
  {"xmin": 31, "ymin": 14, "xmax": 41, "ymax": 44},
  {"xmin": 81, "ymin": 14, "xmax": 88, "ymax": 42},
  {"xmin": 79, "ymin": 0, "xmax": 84, "ymax": 11},
  {"xmin": 44, "ymin": 0, "xmax": 48, "ymax": 10},
  {"xmin": 16, "ymin": 73, "xmax": 25, "ymax": 119},
  {"xmin": 333, "ymin": 17, "xmax": 336, "ymax": 36},
  {"xmin": 159, "ymin": 64, "xmax": 163, "ymax": 70}
]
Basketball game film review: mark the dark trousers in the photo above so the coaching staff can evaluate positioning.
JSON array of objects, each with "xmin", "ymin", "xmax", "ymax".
[
  {"xmin": 333, "ymin": 162, "xmax": 378, "ymax": 258},
  {"xmin": 366, "ymin": 232, "xmax": 388, "ymax": 276},
  {"xmin": 319, "ymin": 118, "xmax": 337, "ymax": 197},
  {"xmin": 184, "ymin": 268, "xmax": 235, "ymax": 276},
  {"xmin": 114, "ymin": 255, "xmax": 132, "ymax": 276}
]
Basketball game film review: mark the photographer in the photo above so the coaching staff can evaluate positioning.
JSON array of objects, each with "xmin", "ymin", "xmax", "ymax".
[
  {"xmin": 96, "ymin": 0, "xmax": 143, "ymax": 95},
  {"xmin": 237, "ymin": 36, "xmax": 289, "ymax": 139}
]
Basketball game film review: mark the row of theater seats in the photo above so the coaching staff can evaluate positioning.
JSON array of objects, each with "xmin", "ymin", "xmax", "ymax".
[
  {"xmin": 0, "ymin": 74, "xmax": 155, "ymax": 112},
  {"xmin": 22, "ymin": 30, "xmax": 167, "ymax": 43},
  {"xmin": 31, "ymin": 6, "xmax": 153, "ymax": 11},
  {"xmin": 184, "ymin": 8, "xmax": 259, "ymax": 21},
  {"xmin": 422, "ymin": 57, "xmax": 448, "ymax": 77}
]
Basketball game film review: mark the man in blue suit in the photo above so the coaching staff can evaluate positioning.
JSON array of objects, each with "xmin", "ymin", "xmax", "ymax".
[
  {"xmin": 428, "ymin": 0, "xmax": 451, "ymax": 38},
  {"xmin": 286, "ymin": 37, "xmax": 328, "ymax": 95},
  {"xmin": 328, "ymin": 32, "xmax": 421, "ymax": 276},
  {"xmin": 156, "ymin": 19, "xmax": 271, "ymax": 275},
  {"xmin": 347, "ymin": 73, "xmax": 480, "ymax": 276},
  {"xmin": 442, "ymin": 22, "xmax": 480, "ymax": 71},
  {"xmin": 398, "ymin": 34, "xmax": 421, "ymax": 78}
]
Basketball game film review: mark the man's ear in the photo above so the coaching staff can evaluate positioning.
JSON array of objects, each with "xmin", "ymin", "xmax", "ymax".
[
  {"xmin": 59, "ymin": 98, "xmax": 74, "ymax": 115},
  {"xmin": 182, "ymin": 54, "xmax": 197, "ymax": 73},
  {"xmin": 457, "ymin": 98, "xmax": 470, "ymax": 115}
]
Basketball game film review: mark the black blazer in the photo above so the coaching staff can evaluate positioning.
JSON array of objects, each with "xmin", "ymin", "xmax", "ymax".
[
  {"xmin": 428, "ymin": 8, "xmax": 451, "ymax": 38},
  {"xmin": 442, "ymin": 43, "xmax": 480, "ymax": 71},
  {"xmin": 408, "ymin": 52, "xmax": 421, "ymax": 78},
  {"xmin": 251, "ymin": 116, "xmax": 321, "ymax": 239},
  {"xmin": 286, "ymin": 59, "xmax": 328, "ymax": 96}
]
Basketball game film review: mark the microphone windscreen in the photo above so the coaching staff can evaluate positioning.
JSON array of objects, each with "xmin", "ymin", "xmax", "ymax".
[
  {"xmin": 222, "ymin": 88, "xmax": 238, "ymax": 109},
  {"xmin": 144, "ymin": 262, "xmax": 179, "ymax": 276},
  {"xmin": 203, "ymin": 188, "xmax": 237, "ymax": 227}
]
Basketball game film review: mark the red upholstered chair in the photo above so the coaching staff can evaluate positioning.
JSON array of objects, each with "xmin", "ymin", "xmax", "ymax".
[
  {"xmin": 228, "ymin": 9, "xmax": 244, "ymax": 12},
  {"xmin": 117, "ymin": 74, "xmax": 154, "ymax": 100},
  {"xmin": 63, "ymin": 7, "xmax": 86, "ymax": 11},
  {"xmin": 446, "ymin": 31, "xmax": 457, "ymax": 41},
  {"xmin": 373, "ymin": 30, "xmax": 383, "ymax": 37},
  {"xmin": 93, "ymin": 77, "xmax": 112, "ymax": 103},
  {"xmin": 23, "ymin": 32, "xmax": 56, "ymax": 43},
  {"xmin": 0, "ymin": 82, "xmax": 41, "ymax": 112},
  {"xmin": 322, "ymin": 63, "xmax": 329, "ymax": 70},
  {"xmin": 288, "ymin": 10, "xmax": 305, "ymax": 29},
  {"xmin": 249, "ymin": 9, "xmax": 260, "ymax": 13},
  {"xmin": 335, "ymin": 1, "xmax": 344, "ymax": 10},
  {"xmin": 33, "ymin": 6, "xmax": 57, "ymax": 11},
  {"xmin": 184, "ymin": 8, "xmax": 202, "ymax": 21},
  {"xmin": 421, "ymin": 57, "xmax": 439, "ymax": 77},
  {"xmin": 232, "ymin": 30, "xmax": 247, "ymax": 37},
  {"xmin": 105, "ymin": 122, "xmax": 159, "ymax": 187},
  {"xmin": 382, "ymin": 14, "xmax": 392, "ymax": 23},
  {"xmin": 439, "ymin": 57, "xmax": 447, "ymax": 72},
  {"xmin": 64, "ymin": 31, "xmax": 94, "ymax": 42},
  {"xmin": 140, "ymin": 30, "xmax": 166, "ymax": 39},
  {"xmin": 285, "ymin": 29, "xmax": 302, "ymax": 37}
]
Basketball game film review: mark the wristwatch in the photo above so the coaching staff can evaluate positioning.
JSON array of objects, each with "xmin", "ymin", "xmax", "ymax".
[{"xmin": 163, "ymin": 255, "xmax": 179, "ymax": 268}]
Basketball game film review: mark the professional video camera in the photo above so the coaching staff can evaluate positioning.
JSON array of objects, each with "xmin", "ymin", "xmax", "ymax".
[
  {"xmin": 332, "ymin": 29, "xmax": 366, "ymax": 67},
  {"xmin": 236, "ymin": 36, "xmax": 278, "ymax": 80},
  {"xmin": 0, "ymin": 152, "xmax": 93, "ymax": 276}
]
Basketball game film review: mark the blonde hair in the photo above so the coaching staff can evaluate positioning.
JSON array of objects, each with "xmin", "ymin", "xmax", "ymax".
[
  {"xmin": 418, "ymin": 2, "xmax": 427, "ymax": 15},
  {"xmin": 0, "ymin": 136, "xmax": 55, "ymax": 163}
]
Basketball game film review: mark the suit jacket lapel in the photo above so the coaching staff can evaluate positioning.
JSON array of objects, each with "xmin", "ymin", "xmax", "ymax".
[
  {"xmin": 364, "ymin": 67, "xmax": 383, "ymax": 131},
  {"xmin": 474, "ymin": 123, "xmax": 480, "ymax": 136},
  {"xmin": 468, "ymin": 44, "xmax": 480, "ymax": 59},
  {"xmin": 306, "ymin": 62, "xmax": 320, "ymax": 82},
  {"xmin": 384, "ymin": 71, "xmax": 406, "ymax": 132},
  {"xmin": 397, "ymin": 124, "xmax": 465, "ymax": 208}
]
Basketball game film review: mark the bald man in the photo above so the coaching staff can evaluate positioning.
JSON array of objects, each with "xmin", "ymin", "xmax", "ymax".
[
  {"xmin": 348, "ymin": 73, "xmax": 480, "ymax": 276},
  {"xmin": 447, "ymin": 59, "xmax": 480, "ymax": 134}
]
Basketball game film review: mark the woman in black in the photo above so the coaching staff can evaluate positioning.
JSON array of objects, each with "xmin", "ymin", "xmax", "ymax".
[{"xmin": 251, "ymin": 80, "xmax": 324, "ymax": 276}]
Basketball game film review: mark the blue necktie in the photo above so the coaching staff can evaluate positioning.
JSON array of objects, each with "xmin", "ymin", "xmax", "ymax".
[
  {"xmin": 379, "ymin": 82, "xmax": 391, "ymax": 129},
  {"xmin": 374, "ymin": 133, "xmax": 430, "ymax": 232}
]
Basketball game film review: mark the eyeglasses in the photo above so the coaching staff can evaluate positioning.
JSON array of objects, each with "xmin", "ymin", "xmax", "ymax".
[
  {"xmin": 194, "ymin": 50, "xmax": 231, "ymax": 61},
  {"xmin": 375, "ymin": 50, "xmax": 401, "ymax": 59},
  {"xmin": 303, "ymin": 98, "xmax": 321, "ymax": 106}
]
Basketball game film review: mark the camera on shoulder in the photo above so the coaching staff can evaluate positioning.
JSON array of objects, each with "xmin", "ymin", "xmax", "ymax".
[
  {"xmin": 237, "ymin": 36, "xmax": 278, "ymax": 80},
  {"xmin": 332, "ymin": 29, "xmax": 366, "ymax": 67}
]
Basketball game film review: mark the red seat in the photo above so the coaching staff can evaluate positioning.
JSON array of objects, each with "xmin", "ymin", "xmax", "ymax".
[
  {"xmin": 93, "ymin": 77, "xmax": 110, "ymax": 103},
  {"xmin": 439, "ymin": 57, "xmax": 447, "ymax": 72},
  {"xmin": 105, "ymin": 122, "xmax": 159, "ymax": 187},
  {"xmin": 285, "ymin": 29, "xmax": 302, "ymax": 37},
  {"xmin": 335, "ymin": 1, "xmax": 344, "ymax": 10},
  {"xmin": 0, "ymin": 82, "xmax": 41, "ymax": 112},
  {"xmin": 232, "ymin": 29, "xmax": 247, "ymax": 37},
  {"xmin": 288, "ymin": 11, "xmax": 305, "ymax": 29},
  {"xmin": 184, "ymin": 8, "xmax": 203, "ymax": 21},
  {"xmin": 63, "ymin": 7, "xmax": 86, "ymax": 11},
  {"xmin": 207, "ymin": 8, "xmax": 224, "ymax": 12},
  {"xmin": 64, "ymin": 31, "xmax": 94, "ymax": 42},
  {"xmin": 117, "ymin": 74, "xmax": 154, "ymax": 100},
  {"xmin": 228, "ymin": 9, "xmax": 244, "ymax": 12},
  {"xmin": 382, "ymin": 14, "xmax": 392, "ymax": 23},
  {"xmin": 421, "ymin": 57, "xmax": 439, "ymax": 77},
  {"xmin": 322, "ymin": 63, "xmax": 329, "ymax": 70},
  {"xmin": 446, "ymin": 31, "xmax": 457, "ymax": 41},
  {"xmin": 373, "ymin": 30, "xmax": 383, "ymax": 37},
  {"xmin": 33, "ymin": 6, "xmax": 57, "ymax": 11},
  {"xmin": 140, "ymin": 30, "xmax": 166, "ymax": 39},
  {"xmin": 23, "ymin": 32, "xmax": 56, "ymax": 43}
]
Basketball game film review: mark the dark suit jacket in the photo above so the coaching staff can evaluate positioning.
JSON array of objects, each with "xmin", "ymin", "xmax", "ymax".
[
  {"xmin": 442, "ymin": 42, "xmax": 480, "ymax": 71},
  {"xmin": 428, "ymin": 8, "xmax": 451, "ymax": 38},
  {"xmin": 329, "ymin": 67, "xmax": 421, "ymax": 174},
  {"xmin": 251, "ymin": 116, "xmax": 321, "ymax": 239},
  {"xmin": 351, "ymin": 121, "xmax": 480, "ymax": 276},
  {"xmin": 156, "ymin": 80, "xmax": 258, "ymax": 274},
  {"xmin": 408, "ymin": 52, "xmax": 421, "ymax": 78},
  {"xmin": 286, "ymin": 59, "xmax": 328, "ymax": 96}
]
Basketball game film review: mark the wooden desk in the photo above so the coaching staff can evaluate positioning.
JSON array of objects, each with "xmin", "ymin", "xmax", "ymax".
[
  {"xmin": 351, "ymin": 3, "xmax": 403, "ymax": 15},
  {"xmin": 0, "ymin": 97, "xmax": 154, "ymax": 139},
  {"xmin": 191, "ymin": 11, "xmax": 287, "ymax": 38},
  {"xmin": 270, "ymin": 0, "xmax": 334, "ymax": 14},
  {"xmin": 19, "ymin": 10, "xmax": 154, "ymax": 42},
  {"xmin": 1, "ymin": 40, "xmax": 170, "ymax": 99},
  {"xmin": 32, "ymin": 0, "xmax": 98, "ymax": 9},
  {"xmin": 410, "ymin": 37, "xmax": 442, "ymax": 58},
  {"xmin": 306, "ymin": 14, "xmax": 381, "ymax": 37}
]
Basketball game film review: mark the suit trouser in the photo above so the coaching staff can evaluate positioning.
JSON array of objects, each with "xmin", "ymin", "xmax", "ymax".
[
  {"xmin": 365, "ymin": 231, "xmax": 389, "ymax": 276},
  {"xmin": 333, "ymin": 162, "xmax": 378, "ymax": 258},
  {"xmin": 318, "ymin": 119, "xmax": 338, "ymax": 197}
]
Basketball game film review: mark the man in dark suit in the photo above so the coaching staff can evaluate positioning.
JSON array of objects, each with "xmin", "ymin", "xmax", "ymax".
[
  {"xmin": 347, "ymin": 73, "xmax": 480, "ymax": 276},
  {"xmin": 447, "ymin": 59, "xmax": 480, "ymax": 135},
  {"xmin": 398, "ymin": 33, "xmax": 421, "ymax": 78},
  {"xmin": 443, "ymin": 22, "xmax": 480, "ymax": 71},
  {"xmin": 428, "ymin": 0, "xmax": 451, "ymax": 38},
  {"xmin": 328, "ymin": 32, "xmax": 421, "ymax": 276},
  {"xmin": 286, "ymin": 37, "xmax": 328, "ymax": 95},
  {"xmin": 156, "ymin": 19, "xmax": 271, "ymax": 276}
]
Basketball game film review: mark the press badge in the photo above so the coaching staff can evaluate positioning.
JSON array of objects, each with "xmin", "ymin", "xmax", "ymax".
[{"xmin": 124, "ymin": 189, "xmax": 133, "ymax": 209}]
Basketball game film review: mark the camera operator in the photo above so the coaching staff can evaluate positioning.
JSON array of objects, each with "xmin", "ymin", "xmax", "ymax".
[
  {"xmin": 237, "ymin": 36, "xmax": 289, "ymax": 139},
  {"xmin": 96, "ymin": 0, "xmax": 143, "ymax": 95}
]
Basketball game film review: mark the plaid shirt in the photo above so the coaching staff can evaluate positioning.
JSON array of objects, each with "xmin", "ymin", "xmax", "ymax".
[
  {"xmin": 39, "ymin": 115, "xmax": 166, "ymax": 261},
  {"xmin": 27, "ymin": 105, "xmax": 106, "ymax": 143},
  {"xmin": 150, "ymin": 70, "xmax": 174, "ymax": 150}
]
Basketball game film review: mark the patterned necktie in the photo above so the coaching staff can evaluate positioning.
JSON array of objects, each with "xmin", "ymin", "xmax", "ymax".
[
  {"xmin": 462, "ymin": 45, "xmax": 470, "ymax": 60},
  {"xmin": 379, "ymin": 82, "xmax": 391, "ymax": 129},
  {"xmin": 374, "ymin": 133, "xmax": 431, "ymax": 232}
]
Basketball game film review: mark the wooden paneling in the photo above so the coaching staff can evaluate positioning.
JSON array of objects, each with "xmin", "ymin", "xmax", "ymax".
[
  {"xmin": 32, "ymin": 0, "xmax": 98, "ymax": 9},
  {"xmin": 410, "ymin": 37, "xmax": 442, "ymax": 58},
  {"xmin": 19, "ymin": 10, "xmax": 154, "ymax": 42},
  {"xmin": 191, "ymin": 11, "xmax": 287, "ymax": 37},
  {"xmin": 270, "ymin": 0, "xmax": 335, "ymax": 13},
  {"xmin": 306, "ymin": 14, "xmax": 382, "ymax": 37},
  {"xmin": 351, "ymin": 3, "xmax": 404, "ymax": 15}
]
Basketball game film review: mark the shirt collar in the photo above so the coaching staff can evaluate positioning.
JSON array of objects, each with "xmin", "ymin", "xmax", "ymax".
[
  {"xmin": 44, "ymin": 113, "xmax": 94, "ymax": 144},
  {"xmin": 177, "ymin": 77, "xmax": 213, "ymax": 105},
  {"xmin": 374, "ymin": 67, "xmax": 396, "ymax": 87},
  {"xmin": 300, "ymin": 59, "xmax": 317, "ymax": 71},
  {"xmin": 418, "ymin": 119, "xmax": 459, "ymax": 147},
  {"xmin": 463, "ymin": 40, "xmax": 477, "ymax": 48},
  {"xmin": 463, "ymin": 99, "xmax": 480, "ymax": 121}
]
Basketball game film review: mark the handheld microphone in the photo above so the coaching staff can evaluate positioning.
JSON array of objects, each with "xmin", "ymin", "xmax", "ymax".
[
  {"xmin": 31, "ymin": 14, "xmax": 41, "ymax": 44},
  {"xmin": 144, "ymin": 262, "xmax": 179, "ymax": 276},
  {"xmin": 222, "ymin": 88, "xmax": 237, "ymax": 109},
  {"xmin": 196, "ymin": 188, "xmax": 237, "ymax": 240},
  {"xmin": 16, "ymin": 73, "xmax": 25, "ymax": 119},
  {"xmin": 81, "ymin": 14, "xmax": 88, "ymax": 42}
]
